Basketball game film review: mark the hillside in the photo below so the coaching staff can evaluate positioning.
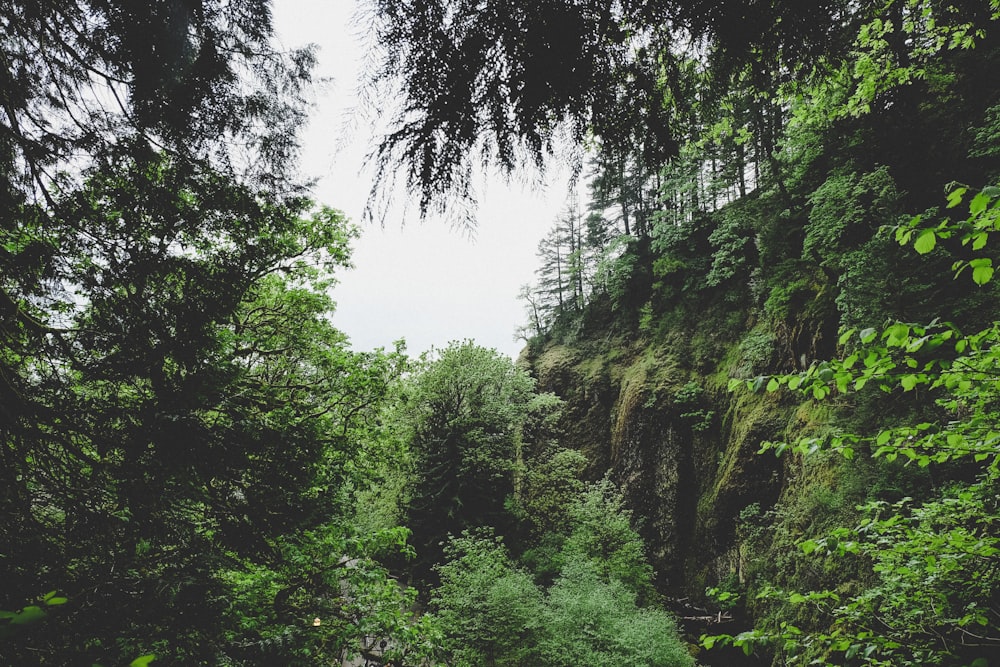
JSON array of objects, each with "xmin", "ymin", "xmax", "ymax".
[{"xmin": 515, "ymin": 19, "xmax": 1000, "ymax": 664}]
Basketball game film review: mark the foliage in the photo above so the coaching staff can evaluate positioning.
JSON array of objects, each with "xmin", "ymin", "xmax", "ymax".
[
  {"xmin": 0, "ymin": 0, "xmax": 313, "ymax": 184},
  {"xmin": 0, "ymin": 156, "xmax": 431, "ymax": 663},
  {"xmin": 761, "ymin": 264, "xmax": 828, "ymax": 325},
  {"xmin": 221, "ymin": 524, "xmax": 442, "ymax": 666},
  {"xmin": 537, "ymin": 557, "xmax": 694, "ymax": 667},
  {"xmin": 706, "ymin": 204, "xmax": 757, "ymax": 287},
  {"xmin": 594, "ymin": 234, "xmax": 641, "ymax": 312},
  {"xmin": 430, "ymin": 481, "xmax": 693, "ymax": 667},
  {"xmin": 969, "ymin": 104, "xmax": 1000, "ymax": 160},
  {"xmin": 587, "ymin": 147, "xmax": 659, "ymax": 240},
  {"xmin": 0, "ymin": 591, "xmax": 68, "ymax": 640},
  {"xmin": 529, "ymin": 205, "xmax": 591, "ymax": 332},
  {"xmin": 399, "ymin": 341, "xmax": 538, "ymax": 575},
  {"xmin": 674, "ymin": 381, "xmax": 716, "ymax": 432},
  {"xmin": 561, "ymin": 480, "xmax": 657, "ymax": 600},
  {"xmin": 0, "ymin": 4, "xmax": 374, "ymax": 662},
  {"xmin": 803, "ymin": 167, "xmax": 901, "ymax": 269},
  {"xmin": 507, "ymin": 4, "xmax": 1000, "ymax": 667},
  {"xmin": 650, "ymin": 211, "xmax": 714, "ymax": 294},
  {"xmin": 512, "ymin": 446, "xmax": 588, "ymax": 538},
  {"xmin": 735, "ymin": 329, "xmax": 778, "ymax": 379},
  {"xmin": 783, "ymin": 0, "xmax": 1000, "ymax": 129},
  {"xmin": 7, "ymin": 0, "xmax": 1000, "ymax": 663},
  {"xmin": 364, "ymin": 0, "xmax": 862, "ymax": 219},
  {"xmin": 431, "ymin": 529, "xmax": 545, "ymax": 666},
  {"xmin": 712, "ymin": 185, "xmax": 1000, "ymax": 665}
]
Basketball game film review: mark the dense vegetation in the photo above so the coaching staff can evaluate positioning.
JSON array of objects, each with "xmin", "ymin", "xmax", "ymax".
[
  {"xmin": 496, "ymin": 1, "xmax": 1000, "ymax": 665},
  {"xmin": 0, "ymin": 2, "xmax": 430, "ymax": 663},
  {"xmin": 3, "ymin": 0, "xmax": 1000, "ymax": 665}
]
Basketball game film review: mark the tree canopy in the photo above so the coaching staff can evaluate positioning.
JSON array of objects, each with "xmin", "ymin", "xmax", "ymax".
[
  {"xmin": 363, "ymin": 0, "xmax": 876, "ymax": 220},
  {"xmin": 397, "ymin": 341, "xmax": 538, "ymax": 573}
]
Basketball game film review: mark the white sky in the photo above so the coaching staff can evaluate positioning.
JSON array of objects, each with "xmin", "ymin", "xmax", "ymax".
[{"xmin": 272, "ymin": 0, "xmax": 572, "ymax": 359}]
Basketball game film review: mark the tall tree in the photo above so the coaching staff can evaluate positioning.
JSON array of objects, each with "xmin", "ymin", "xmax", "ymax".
[
  {"xmin": 0, "ymin": 158, "xmax": 419, "ymax": 662},
  {"xmin": 531, "ymin": 204, "xmax": 592, "ymax": 332},
  {"xmin": 587, "ymin": 140, "xmax": 663, "ymax": 239},
  {"xmin": 400, "ymin": 342, "xmax": 537, "ymax": 577}
]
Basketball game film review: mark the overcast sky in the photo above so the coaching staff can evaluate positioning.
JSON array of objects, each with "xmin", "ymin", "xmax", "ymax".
[{"xmin": 272, "ymin": 0, "xmax": 572, "ymax": 359}]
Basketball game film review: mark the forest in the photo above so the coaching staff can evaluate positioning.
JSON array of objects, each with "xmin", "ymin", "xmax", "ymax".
[{"xmin": 1, "ymin": 0, "xmax": 999, "ymax": 666}]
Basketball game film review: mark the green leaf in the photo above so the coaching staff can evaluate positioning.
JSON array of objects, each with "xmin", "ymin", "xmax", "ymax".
[
  {"xmin": 971, "ymin": 258, "xmax": 994, "ymax": 285},
  {"xmin": 800, "ymin": 539, "xmax": 819, "ymax": 555},
  {"xmin": 10, "ymin": 606, "xmax": 46, "ymax": 625},
  {"xmin": 766, "ymin": 377, "xmax": 780, "ymax": 392},
  {"xmin": 885, "ymin": 323, "xmax": 911, "ymax": 346},
  {"xmin": 969, "ymin": 191, "xmax": 990, "ymax": 216},
  {"xmin": 913, "ymin": 228, "xmax": 937, "ymax": 254},
  {"xmin": 130, "ymin": 655, "xmax": 157, "ymax": 667},
  {"xmin": 974, "ymin": 265, "xmax": 996, "ymax": 284},
  {"xmin": 860, "ymin": 327, "xmax": 877, "ymax": 343},
  {"xmin": 946, "ymin": 186, "xmax": 968, "ymax": 208}
]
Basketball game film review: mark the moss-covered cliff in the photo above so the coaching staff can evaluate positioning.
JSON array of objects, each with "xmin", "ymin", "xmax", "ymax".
[
  {"xmin": 519, "ymin": 282, "xmax": 951, "ymax": 665},
  {"xmin": 520, "ymin": 157, "xmax": 1000, "ymax": 665},
  {"xmin": 511, "ymin": 16, "xmax": 1000, "ymax": 663},
  {"xmin": 523, "ymin": 305, "xmax": 793, "ymax": 600}
]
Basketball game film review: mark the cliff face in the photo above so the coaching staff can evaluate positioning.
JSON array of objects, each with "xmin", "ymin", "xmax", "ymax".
[{"xmin": 526, "ymin": 331, "xmax": 790, "ymax": 598}]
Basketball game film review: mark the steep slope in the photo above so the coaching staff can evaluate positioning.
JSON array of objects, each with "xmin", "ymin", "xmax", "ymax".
[{"xmin": 524, "ymin": 300, "xmax": 789, "ymax": 596}]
